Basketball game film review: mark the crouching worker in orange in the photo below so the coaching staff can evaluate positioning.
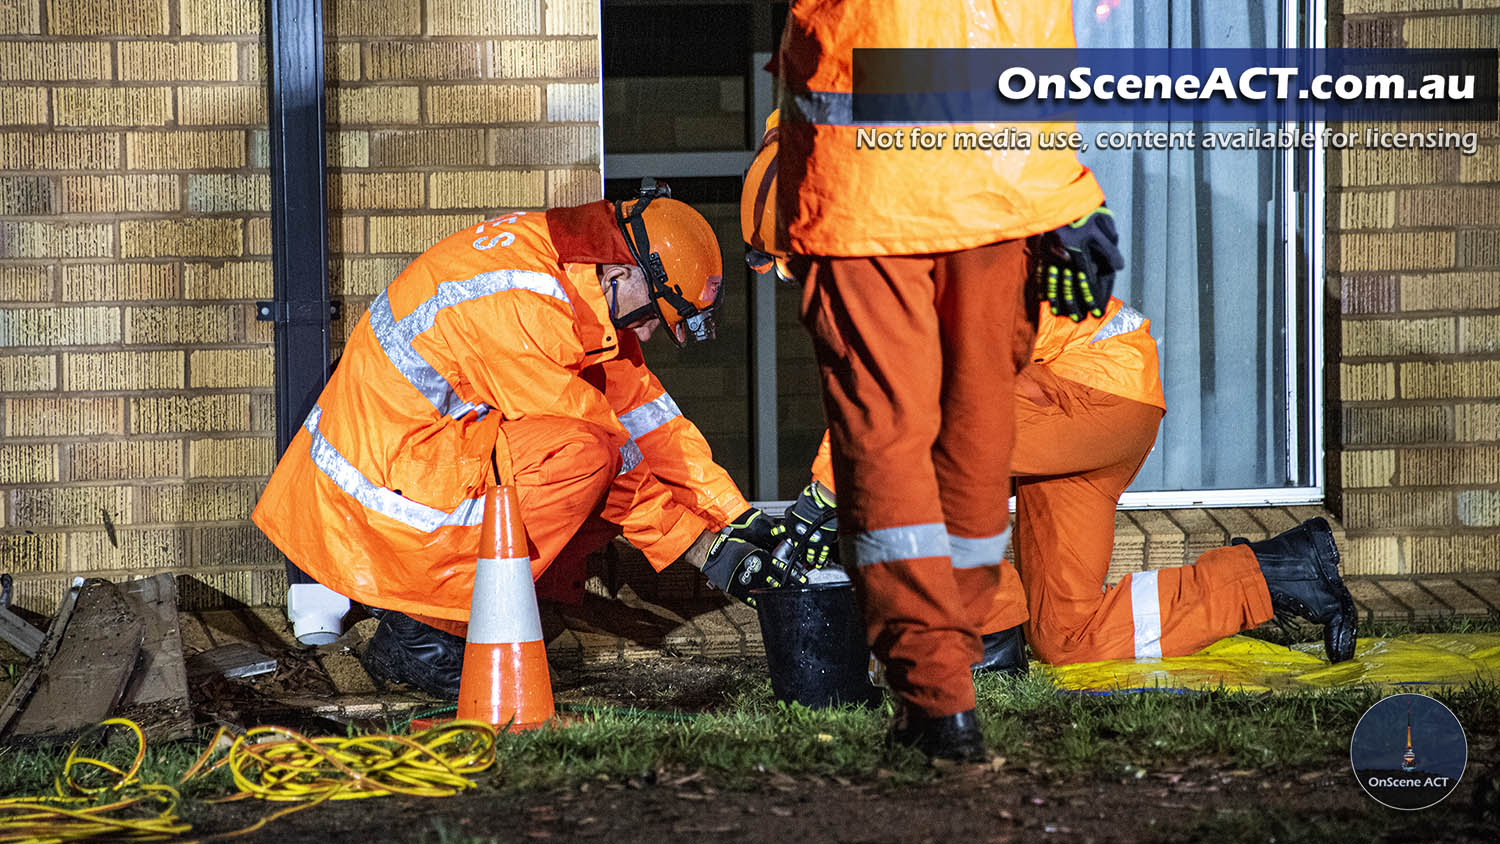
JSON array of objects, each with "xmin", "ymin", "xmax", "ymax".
[
  {"xmin": 253, "ymin": 182, "xmax": 798, "ymax": 699},
  {"xmin": 792, "ymin": 295, "xmax": 1358, "ymax": 670}
]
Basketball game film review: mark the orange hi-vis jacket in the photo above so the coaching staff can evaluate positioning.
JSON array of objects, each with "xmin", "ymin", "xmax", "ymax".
[
  {"xmin": 810, "ymin": 296, "xmax": 1163, "ymax": 488},
  {"xmin": 252, "ymin": 203, "xmax": 749, "ymax": 623},
  {"xmin": 775, "ymin": 0, "xmax": 1106, "ymax": 257}
]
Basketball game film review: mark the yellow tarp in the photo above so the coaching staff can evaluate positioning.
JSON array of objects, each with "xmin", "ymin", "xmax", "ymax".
[{"xmin": 1042, "ymin": 634, "xmax": 1500, "ymax": 693}]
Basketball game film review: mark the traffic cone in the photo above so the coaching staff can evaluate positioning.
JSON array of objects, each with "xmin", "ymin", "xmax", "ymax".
[{"xmin": 455, "ymin": 484, "xmax": 555, "ymax": 731}]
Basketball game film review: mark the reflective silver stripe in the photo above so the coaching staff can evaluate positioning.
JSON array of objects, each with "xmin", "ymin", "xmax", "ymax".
[
  {"xmin": 370, "ymin": 270, "xmax": 570, "ymax": 419},
  {"xmin": 618, "ymin": 392, "xmax": 681, "ymax": 440},
  {"xmin": 303, "ymin": 405, "xmax": 486, "ymax": 533},
  {"xmin": 1090, "ymin": 305, "xmax": 1147, "ymax": 345},
  {"xmin": 617, "ymin": 440, "xmax": 644, "ymax": 475},
  {"xmin": 468, "ymin": 555, "xmax": 543, "ymax": 643},
  {"xmin": 1130, "ymin": 570, "xmax": 1164, "ymax": 660},
  {"xmin": 849, "ymin": 523, "xmax": 950, "ymax": 567},
  {"xmin": 948, "ymin": 527, "xmax": 1011, "ymax": 569}
]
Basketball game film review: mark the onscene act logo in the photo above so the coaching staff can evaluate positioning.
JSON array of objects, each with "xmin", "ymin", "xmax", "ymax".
[{"xmin": 1350, "ymin": 693, "xmax": 1467, "ymax": 810}]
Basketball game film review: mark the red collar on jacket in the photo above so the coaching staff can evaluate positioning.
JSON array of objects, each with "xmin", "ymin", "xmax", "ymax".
[{"xmin": 545, "ymin": 200, "xmax": 635, "ymax": 266}]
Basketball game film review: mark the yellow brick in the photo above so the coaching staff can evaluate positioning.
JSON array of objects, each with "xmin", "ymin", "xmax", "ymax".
[
  {"xmin": 430, "ymin": 170, "xmax": 545, "ymax": 208},
  {"xmin": 5, "ymin": 396, "xmax": 122, "ymax": 436},
  {"xmin": 62, "ymin": 262, "xmax": 179, "ymax": 301},
  {"xmin": 68, "ymin": 528, "xmax": 187, "ymax": 572},
  {"xmin": 1399, "ymin": 271, "xmax": 1500, "ymax": 311},
  {"xmin": 1340, "ymin": 536, "xmax": 1400, "ymax": 576},
  {"xmin": 547, "ymin": 168, "xmax": 599, "ymax": 206},
  {"xmin": 1400, "ymin": 360, "xmax": 1500, "ymax": 398},
  {"xmin": 183, "ymin": 261, "xmax": 271, "ymax": 299},
  {"xmin": 333, "ymin": 257, "xmax": 407, "ymax": 296},
  {"xmin": 545, "ymin": 0, "xmax": 598, "ymax": 35},
  {"xmin": 186, "ymin": 173, "xmax": 269, "ymax": 213},
  {"xmin": 427, "ymin": 84, "xmax": 541, "ymax": 124},
  {"xmin": 330, "ymin": 86, "xmax": 421, "ymax": 124},
  {"xmin": 0, "ymin": 264, "xmax": 53, "ymax": 302},
  {"xmin": 331, "ymin": 172, "xmax": 424, "ymax": 210},
  {"xmin": 0, "ymin": 354, "xmax": 56, "ymax": 391},
  {"xmin": 0, "ymin": 532, "xmax": 62, "ymax": 575},
  {"xmin": 1340, "ymin": 316, "xmax": 1455, "ymax": 357},
  {"xmin": 189, "ymin": 347, "xmax": 271, "ymax": 388},
  {"xmin": 188, "ymin": 436, "xmax": 274, "ymax": 477},
  {"xmin": 177, "ymin": 85, "xmax": 265, "ymax": 125},
  {"xmin": 1399, "ymin": 446, "xmax": 1500, "ymax": 486},
  {"xmin": 0, "ymin": 131, "xmax": 120, "ymax": 170},
  {"xmin": 197, "ymin": 525, "xmax": 280, "ymax": 567},
  {"xmin": 0, "ymin": 221, "xmax": 111, "ymax": 258},
  {"xmin": 12, "ymin": 485, "xmax": 132, "ymax": 527},
  {"xmin": 369, "ymin": 128, "xmax": 484, "ymax": 167},
  {"xmin": 1339, "ymin": 362, "xmax": 1396, "ymax": 401},
  {"xmin": 1337, "ymin": 190, "xmax": 1395, "ymax": 230},
  {"xmin": 1343, "ymin": 0, "xmax": 1457, "ymax": 10},
  {"xmin": 331, "ymin": 43, "xmax": 360, "ymax": 82},
  {"xmin": 1460, "ymin": 145, "xmax": 1499, "ymax": 183},
  {"xmin": 177, "ymin": 569, "xmax": 284, "ymax": 610},
  {"xmin": 139, "ymin": 480, "xmax": 259, "ymax": 523},
  {"xmin": 490, "ymin": 124, "xmax": 599, "ymax": 167},
  {"xmin": 125, "ymin": 305, "xmax": 233, "ymax": 344},
  {"xmin": 46, "ymin": 0, "xmax": 168, "ymax": 34},
  {"xmin": 246, "ymin": 217, "xmax": 271, "ymax": 256},
  {"xmin": 1339, "ymin": 146, "xmax": 1454, "ymax": 187},
  {"xmin": 1336, "ymin": 231, "xmax": 1454, "ymax": 273},
  {"xmin": 130, "ymin": 393, "xmax": 250, "ymax": 434},
  {"xmin": 69, "ymin": 438, "xmax": 182, "ymax": 481},
  {"xmin": 1456, "ymin": 402, "xmax": 1500, "ymax": 441},
  {"xmin": 368, "ymin": 214, "xmax": 481, "ymax": 254},
  {"xmin": 546, "ymin": 82, "xmax": 598, "ymax": 122},
  {"xmin": 0, "ymin": 41, "xmax": 110, "ymax": 81},
  {"xmin": 429, "ymin": 0, "xmax": 539, "ymax": 35},
  {"xmin": 1341, "ymin": 449, "xmax": 1396, "ymax": 488},
  {"xmin": 1397, "ymin": 187, "xmax": 1499, "ymax": 227},
  {"xmin": 125, "ymin": 129, "xmax": 244, "ymax": 170},
  {"xmin": 0, "ymin": 306, "xmax": 119, "ymax": 347},
  {"xmin": 179, "ymin": 0, "xmax": 259, "ymax": 35},
  {"xmin": 333, "ymin": 215, "xmax": 366, "ymax": 254},
  {"xmin": 0, "ymin": 443, "xmax": 58, "ymax": 483},
  {"xmin": 0, "ymin": 174, "xmax": 55, "ymax": 215},
  {"xmin": 365, "ymin": 42, "xmax": 482, "ymax": 81},
  {"xmin": 53, "ymin": 86, "xmax": 172, "ymax": 127},
  {"xmin": 1403, "ymin": 12, "xmax": 1500, "ymax": 48},
  {"xmin": 1405, "ymin": 534, "xmax": 1500, "ymax": 574},
  {"xmin": 61, "ymin": 174, "xmax": 180, "ymax": 214},
  {"xmin": 63, "ymin": 350, "xmax": 184, "ymax": 391},
  {"xmin": 493, "ymin": 40, "xmax": 598, "ymax": 79},
  {"xmin": 0, "ymin": 86, "xmax": 46, "ymax": 124},
  {"xmin": 118, "ymin": 41, "xmax": 237, "ymax": 82},
  {"xmin": 331, "ymin": 131, "xmax": 370, "ymax": 167},
  {"xmin": 121, "ymin": 218, "xmax": 242, "ymax": 259},
  {"xmin": 328, "ymin": 0, "xmax": 421, "ymax": 36},
  {"xmin": 0, "ymin": 0, "xmax": 40, "ymax": 34},
  {"xmin": 1459, "ymin": 314, "xmax": 1500, "ymax": 353}
]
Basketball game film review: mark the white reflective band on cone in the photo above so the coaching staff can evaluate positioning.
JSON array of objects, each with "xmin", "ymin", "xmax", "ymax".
[
  {"xmin": 467, "ymin": 555, "xmax": 544, "ymax": 644},
  {"xmin": 1130, "ymin": 570, "xmax": 1164, "ymax": 659}
]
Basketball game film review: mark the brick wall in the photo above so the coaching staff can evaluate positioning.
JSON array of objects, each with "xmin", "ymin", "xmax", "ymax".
[
  {"xmin": 0, "ymin": 0, "xmax": 601, "ymax": 613},
  {"xmin": 1329, "ymin": 1, "xmax": 1500, "ymax": 575}
]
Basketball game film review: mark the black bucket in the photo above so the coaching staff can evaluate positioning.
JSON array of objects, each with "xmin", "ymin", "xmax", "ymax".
[{"xmin": 752, "ymin": 581, "xmax": 884, "ymax": 709}]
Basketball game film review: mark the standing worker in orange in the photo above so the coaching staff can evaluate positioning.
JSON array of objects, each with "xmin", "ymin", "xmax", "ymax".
[
  {"xmin": 253, "ymin": 183, "xmax": 797, "ymax": 698},
  {"xmin": 774, "ymin": 2, "xmax": 1117, "ymax": 761}
]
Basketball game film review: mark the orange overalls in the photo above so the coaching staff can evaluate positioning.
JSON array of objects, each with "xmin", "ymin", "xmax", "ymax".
[
  {"xmin": 778, "ymin": 0, "xmax": 1105, "ymax": 717},
  {"xmin": 812, "ymin": 299, "xmax": 1275, "ymax": 664},
  {"xmin": 253, "ymin": 203, "xmax": 749, "ymax": 636}
]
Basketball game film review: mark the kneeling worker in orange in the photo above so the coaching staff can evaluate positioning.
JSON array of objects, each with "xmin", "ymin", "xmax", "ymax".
[{"xmin": 253, "ymin": 183, "xmax": 796, "ymax": 698}]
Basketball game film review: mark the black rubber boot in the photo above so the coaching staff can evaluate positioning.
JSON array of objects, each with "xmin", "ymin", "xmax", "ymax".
[
  {"xmin": 972, "ymin": 625, "xmax": 1028, "ymax": 676},
  {"xmin": 1235, "ymin": 517, "xmax": 1357, "ymax": 663},
  {"xmin": 888, "ymin": 706, "xmax": 988, "ymax": 763},
  {"xmin": 360, "ymin": 610, "xmax": 465, "ymax": 699}
]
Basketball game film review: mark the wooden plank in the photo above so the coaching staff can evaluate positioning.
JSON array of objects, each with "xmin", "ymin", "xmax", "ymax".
[
  {"xmin": 0, "ymin": 578, "xmax": 84, "ymax": 737},
  {"xmin": 5, "ymin": 579, "xmax": 144, "ymax": 741},
  {"xmin": 116, "ymin": 574, "xmax": 194, "ymax": 741}
]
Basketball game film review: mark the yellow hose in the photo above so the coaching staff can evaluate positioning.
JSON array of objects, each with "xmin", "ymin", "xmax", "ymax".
[{"xmin": 0, "ymin": 717, "xmax": 498, "ymax": 842}]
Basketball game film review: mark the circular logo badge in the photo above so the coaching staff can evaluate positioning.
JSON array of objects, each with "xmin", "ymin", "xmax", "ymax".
[{"xmin": 1350, "ymin": 693, "xmax": 1467, "ymax": 810}]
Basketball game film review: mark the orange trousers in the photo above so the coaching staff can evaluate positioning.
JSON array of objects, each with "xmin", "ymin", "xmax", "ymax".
[
  {"xmin": 413, "ymin": 415, "xmax": 706, "ymax": 637},
  {"xmin": 802, "ymin": 239, "xmax": 1031, "ymax": 718},
  {"xmin": 988, "ymin": 367, "xmax": 1275, "ymax": 663}
]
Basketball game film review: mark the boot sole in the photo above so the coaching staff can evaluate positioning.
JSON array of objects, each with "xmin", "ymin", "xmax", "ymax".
[{"xmin": 1307, "ymin": 517, "xmax": 1358, "ymax": 663}]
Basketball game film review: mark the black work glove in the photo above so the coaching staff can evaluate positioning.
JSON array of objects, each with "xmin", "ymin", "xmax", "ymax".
[
  {"xmin": 701, "ymin": 536, "xmax": 806, "ymax": 607},
  {"xmin": 1035, "ymin": 205, "xmax": 1123, "ymax": 322},
  {"xmin": 770, "ymin": 482, "xmax": 839, "ymax": 570},
  {"xmin": 721, "ymin": 507, "xmax": 778, "ymax": 553}
]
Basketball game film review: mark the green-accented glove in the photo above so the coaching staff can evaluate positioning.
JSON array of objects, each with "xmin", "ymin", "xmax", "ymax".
[
  {"xmin": 721, "ymin": 507, "xmax": 778, "ymax": 553},
  {"xmin": 700, "ymin": 535, "xmax": 806, "ymax": 607},
  {"xmin": 1035, "ymin": 205, "xmax": 1124, "ymax": 322},
  {"xmin": 770, "ymin": 482, "xmax": 839, "ymax": 570}
]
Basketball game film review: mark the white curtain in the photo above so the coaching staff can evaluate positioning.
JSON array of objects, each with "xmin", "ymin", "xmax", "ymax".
[{"xmin": 1073, "ymin": 0, "xmax": 1294, "ymax": 491}]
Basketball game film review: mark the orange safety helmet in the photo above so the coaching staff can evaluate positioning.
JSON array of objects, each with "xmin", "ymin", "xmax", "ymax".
[
  {"xmin": 613, "ymin": 179, "xmax": 723, "ymax": 346},
  {"xmin": 740, "ymin": 111, "xmax": 796, "ymax": 283}
]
